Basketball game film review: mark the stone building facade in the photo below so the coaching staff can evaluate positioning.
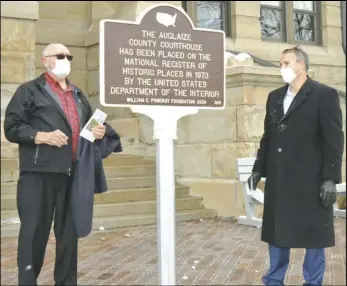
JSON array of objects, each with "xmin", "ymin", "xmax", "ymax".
[{"xmin": 1, "ymin": 1, "xmax": 346, "ymax": 217}]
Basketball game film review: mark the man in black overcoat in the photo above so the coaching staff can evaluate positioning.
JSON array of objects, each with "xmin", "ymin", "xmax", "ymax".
[{"xmin": 248, "ymin": 46, "xmax": 344, "ymax": 286}]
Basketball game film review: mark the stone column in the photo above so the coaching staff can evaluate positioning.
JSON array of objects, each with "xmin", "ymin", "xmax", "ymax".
[
  {"xmin": 1, "ymin": 1, "xmax": 39, "ymax": 119},
  {"xmin": 232, "ymin": 1, "xmax": 262, "ymax": 41},
  {"xmin": 321, "ymin": 1, "xmax": 342, "ymax": 50}
]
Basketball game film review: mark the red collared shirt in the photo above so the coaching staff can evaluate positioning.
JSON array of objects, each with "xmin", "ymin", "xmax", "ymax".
[{"xmin": 45, "ymin": 72, "xmax": 80, "ymax": 161}]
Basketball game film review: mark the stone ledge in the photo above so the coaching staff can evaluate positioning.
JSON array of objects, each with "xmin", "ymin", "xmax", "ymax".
[
  {"xmin": 227, "ymin": 65, "xmax": 315, "ymax": 77},
  {"xmin": 1, "ymin": 1, "xmax": 39, "ymax": 20},
  {"xmin": 227, "ymin": 38, "xmax": 345, "ymax": 67},
  {"xmin": 227, "ymin": 66, "xmax": 280, "ymax": 76},
  {"xmin": 226, "ymin": 70, "xmax": 283, "ymax": 88}
]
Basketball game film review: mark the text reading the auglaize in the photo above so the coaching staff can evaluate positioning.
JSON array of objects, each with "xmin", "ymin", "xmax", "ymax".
[{"xmin": 109, "ymin": 29, "xmax": 222, "ymax": 106}]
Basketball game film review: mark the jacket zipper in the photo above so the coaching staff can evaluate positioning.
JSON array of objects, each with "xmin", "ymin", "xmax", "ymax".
[{"xmin": 34, "ymin": 146, "xmax": 40, "ymax": 164}]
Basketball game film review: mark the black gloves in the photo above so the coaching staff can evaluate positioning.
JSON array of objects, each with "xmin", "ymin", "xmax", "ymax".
[
  {"xmin": 247, "ymin": 175, "xmax": 337, "ymax": 207},
  {"xmin": 247, "ymin": 172, "xmax": 261, "ymax": 190},
  {"xmin": 320, "ymin": 180, "xmax": 337, "ymax": 207}
]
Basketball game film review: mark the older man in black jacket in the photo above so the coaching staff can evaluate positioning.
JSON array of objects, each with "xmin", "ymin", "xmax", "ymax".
[
  {"xmin": 248, "ymin": 46, "xmax": 344, "ymax": 286},
  {"xmin": 4, "ymin": 43, "xmax": 107, "ymax": 285}
]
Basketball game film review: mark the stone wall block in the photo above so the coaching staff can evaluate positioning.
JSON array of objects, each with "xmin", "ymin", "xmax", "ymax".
[
  {"xmin": 186, "ymin": 108, "xmax": 237, "ymax": 143},
  {"xmin": 237, "ymin": 105, "xmax": 266, "ymax": 141},
  {"xmin": 1, "ymin": 51, "xmax": 26, "ymax": 83},
  {"xmin": 211, "ymin": 142, "xmax": 257, "ymax": 179},
  {"xmin": 1, "ymin": 18, "xmax": 35, "ymax": 52},
  {"xmin": 175, "ymin": 145, "xmax": 212, "ymax": 178}
]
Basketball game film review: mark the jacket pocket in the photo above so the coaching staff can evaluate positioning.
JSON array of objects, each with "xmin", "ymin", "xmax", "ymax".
[
  {"xmin": 34, "ymin": 145, "xmax": 40, "ymax": 164},
  {"xmin": 33, "ymin": 145, "xmax": 52, "ymax": 164}
]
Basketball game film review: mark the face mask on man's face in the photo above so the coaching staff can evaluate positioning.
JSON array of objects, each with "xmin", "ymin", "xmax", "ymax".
[
  {"xmin": 280, "ymin": 63, "xmax": 302, "ymax": 84},
  {"xmin": 49, "ymin": 58, "xmax": 71, "ymax": 79}
]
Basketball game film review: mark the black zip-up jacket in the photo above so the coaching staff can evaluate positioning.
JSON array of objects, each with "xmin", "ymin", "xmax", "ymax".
[{"xmin": 4, "ymin": 73, "xmax": 93, "ymax": 174}]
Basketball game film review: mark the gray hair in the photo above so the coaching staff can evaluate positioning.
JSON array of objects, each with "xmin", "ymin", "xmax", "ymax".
[{"xmin": 282, "ymin": 46, "xmax": 310, "ymax": 71}]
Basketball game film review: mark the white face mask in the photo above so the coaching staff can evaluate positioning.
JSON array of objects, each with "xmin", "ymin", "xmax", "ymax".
[
  {"xmin": 49, "ymin": 58, "xmax": 71, "ymax": 79},
  {"xmin": 280, "ymin": 67, "xmax": 298, "ymax": 83}
]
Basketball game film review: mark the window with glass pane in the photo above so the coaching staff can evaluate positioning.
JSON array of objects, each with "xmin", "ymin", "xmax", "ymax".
[
  {"xmin": 196, "ymin": 1, "xmax": 228, "ymax": 32},
  {"xmin": 293, "ymin": 1, "xmax": 317, "ymax": 42},
  {"xmin": 260, "ymin": 1, "xmax": 285, "ymax": 41}
]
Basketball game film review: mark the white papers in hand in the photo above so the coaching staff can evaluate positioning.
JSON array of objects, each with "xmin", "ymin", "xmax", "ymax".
[{"xmin": 80, "ymin": 109, "xmax": 107, "ymax": 142}]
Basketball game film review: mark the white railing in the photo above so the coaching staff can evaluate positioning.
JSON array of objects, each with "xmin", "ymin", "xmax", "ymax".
[{"xmin": 236, "ymin": 158, "xmax": 346, "ymax": 227}]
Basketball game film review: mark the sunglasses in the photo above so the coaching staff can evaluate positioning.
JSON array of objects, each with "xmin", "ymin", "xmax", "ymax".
[{"xmin": 46, "ymin": 54, "xmax": 73, "ymax": 61}]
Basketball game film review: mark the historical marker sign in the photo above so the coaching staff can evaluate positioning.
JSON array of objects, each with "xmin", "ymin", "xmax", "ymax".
[{"xmin": 100, "ymin": 5, "xmax": 225, "ymax": 109}]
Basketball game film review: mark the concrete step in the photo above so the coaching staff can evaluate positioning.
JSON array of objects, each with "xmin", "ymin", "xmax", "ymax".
[
  {"xmin": 0, "ymin": 165, "xmax": 156, "ymax": 184},
  {"xmin": 92, "ymin": 209, "xmax": 217, "ymax": 230},
  {"xmin": 1, "ymin": 189, "xmax": 195, "ymax": 218},
  {"xmin": 1, "ymin": 154, "xmax": 154, "ymax": 169},
  {"xmin": 1, "ymin": 186, "xmax": 190, "ymax": 210},
  {"xmin": 94, "ymin": 186, "xmax": 189, "ymax": 204},
  {"xmin": 106, "ymin": 176, "xmax": 156, "ymax": 189},
  {"xmin": 103, "ymin": 154, "xmax": 155, "ymax": 166},
  {"xmin": 93, "ymin": 197, "xmax": 203, "ymax": 217},
  {"xmin": 103, "ymin": 165, "xmax": 156, "ymax": 178},
  {"xmin": 1, "ymin": 209, "xmax": 217, "ymax": 237},
  {"xmin": 1, "ymin": 176, "xmax": 157, "ymax": 197}
]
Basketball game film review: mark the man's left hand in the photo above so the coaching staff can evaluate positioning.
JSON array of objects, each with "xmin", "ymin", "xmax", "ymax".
[
  {"xmin": 320, "ymin": 180, "xmax": 337, "ymax": 208},
  {"xmin": 92, "ymin": 124, "xmax": 106, "ymax": 140}
]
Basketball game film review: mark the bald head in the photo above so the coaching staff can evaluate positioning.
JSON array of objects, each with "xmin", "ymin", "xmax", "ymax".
[
  {"xmin": 41, "ymin": 43, "xmax": 72, "ymax": 80},
  {"xmin": 42, "ymin": 43, "xmax": 70, "ymax": 57}
]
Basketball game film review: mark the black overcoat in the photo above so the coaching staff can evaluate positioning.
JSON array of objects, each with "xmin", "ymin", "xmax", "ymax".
[{"xmin": 253, "ymin": 77, "xmax": 344, "ymax": 249}]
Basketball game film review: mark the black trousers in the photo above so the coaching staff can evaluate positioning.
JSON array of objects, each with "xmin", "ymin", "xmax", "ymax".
[{"xmin": 16, "ymin": 172, "xmax": 77, "ymax": 285}]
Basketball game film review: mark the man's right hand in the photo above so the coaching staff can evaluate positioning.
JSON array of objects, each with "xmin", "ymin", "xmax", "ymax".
[
  {"xmin": 34, "ymin": 130, "xmax": 68, "ymax": 148},
  {"xmin": 247, "ymin": 171, "xmax": 261, "ymax": 190}
]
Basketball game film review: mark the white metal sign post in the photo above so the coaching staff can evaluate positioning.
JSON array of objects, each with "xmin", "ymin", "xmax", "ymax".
[
  {"xmin": 131, "ymin": 106, "xmax": 198, "ymax": 285},
  {"xmin": 99, "ymin": 4, "xmax": 225, "ymax": 285}
]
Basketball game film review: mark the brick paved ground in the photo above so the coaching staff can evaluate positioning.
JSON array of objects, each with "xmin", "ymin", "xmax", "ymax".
[{"xmin": 1, "ymin": 218, "xmax": 345, "ymax": 285}]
